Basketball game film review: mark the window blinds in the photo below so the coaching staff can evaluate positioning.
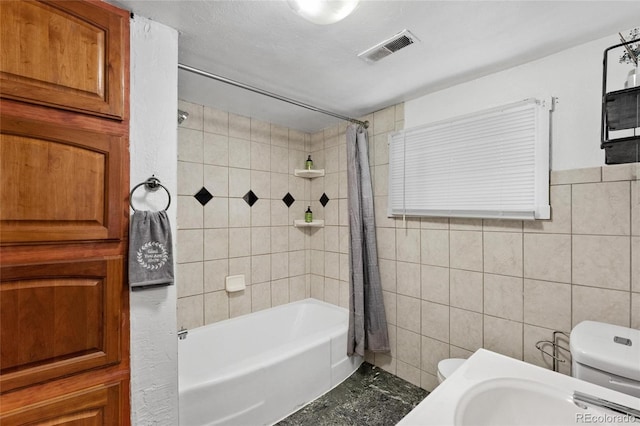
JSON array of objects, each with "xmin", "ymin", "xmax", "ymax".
[{"xmin": 389, "ymin": 98, "xmax": 551, "ymax": 220}]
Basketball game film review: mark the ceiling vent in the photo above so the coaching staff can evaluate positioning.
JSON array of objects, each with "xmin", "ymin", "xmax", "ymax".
[{"xmin": 358, "ymin": 30, "xmax": 418, "ymax": 63}]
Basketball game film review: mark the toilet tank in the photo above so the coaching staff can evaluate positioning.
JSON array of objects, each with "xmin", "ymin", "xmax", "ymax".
[{"xmin": 570, "ymin": 321, "xmax": 640, "ymax": 398}]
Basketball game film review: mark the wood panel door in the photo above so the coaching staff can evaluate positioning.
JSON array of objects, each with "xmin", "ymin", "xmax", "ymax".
[
  {"xmin": 0, "ymin": 381, "xmax": 122, "ymax": 425},
  {"xmin": 0, "ymin": 258, "xmax": 123, "ymax": 393},
  {"xmin": 0, "ymin": 1, "xmax": 131, "ymax": 423},
  {"xmin": 0, "ymin": 115, "xmax": 124, "ymax": 244},
  {"xmin": 0, "ymin": 0, "xmax": 127, "ymax": 119}
]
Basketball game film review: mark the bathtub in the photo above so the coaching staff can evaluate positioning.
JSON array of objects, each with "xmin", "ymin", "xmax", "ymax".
[{"xmin": 178, "ymin": 298, "xmax": 363, "ymax": 426}]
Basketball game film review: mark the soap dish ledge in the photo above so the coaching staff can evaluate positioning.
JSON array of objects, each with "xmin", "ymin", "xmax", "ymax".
[
  {"xmin": 294, "ymin": 169, "xmax": 325, "ymax": 178},
  {"xmin": 294, "ymin": 220, "xmax": 324, "ymax": 228}
]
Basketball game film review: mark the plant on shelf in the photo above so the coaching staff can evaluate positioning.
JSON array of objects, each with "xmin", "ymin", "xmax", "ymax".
[
  {"xmin": 618, "ymin": 28, "xmax": 640, "ymax": 88},
  {"xmin": 619, "ymin": 28, "xmax": 639, "ymax": 66}
]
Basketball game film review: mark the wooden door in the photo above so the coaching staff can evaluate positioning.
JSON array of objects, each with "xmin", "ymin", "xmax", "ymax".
[
  {"xmin": 0, "ymin": 0, "xmax": 127, "ymax": 119},
  {"xmin": 1, "ymin": 258, "xmax": 123, "ymax": 393},
  {"xmin": 0, "ymin": 1, "xmax": 131, "ymax": 424},
  {"xmin": 0, "ymin": 382, "xmax": 122, "ymax": 425},
  {"xmin": 0, "ymin": 115, "xmax": 124, "ymax": 243}
]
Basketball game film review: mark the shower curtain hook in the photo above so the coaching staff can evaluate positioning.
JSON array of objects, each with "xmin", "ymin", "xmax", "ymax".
[{"xmin": 355, "ymin": 120, "xmax": 369, "ymax": 132}]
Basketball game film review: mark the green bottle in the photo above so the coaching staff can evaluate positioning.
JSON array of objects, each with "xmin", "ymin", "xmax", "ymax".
[
  {"xmin": 305, "ymin": 155, "xmax": 313, "ymax": 170},
  {"xmin": 305, "ymin": 206, "xmax": 313, "ymax": 223}
]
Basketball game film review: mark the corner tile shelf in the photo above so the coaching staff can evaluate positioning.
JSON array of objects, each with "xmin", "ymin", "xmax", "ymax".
[
  {"xmin": 294, "ymin": 220, "xmax": 324, "ymax": 228},
  {"xmin": 294, "ymin": 169, "xmax": 325, "ymax": 178}
]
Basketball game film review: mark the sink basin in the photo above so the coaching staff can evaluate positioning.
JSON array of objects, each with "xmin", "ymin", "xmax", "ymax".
[
  {"xmin": 397, "ymin": 349, "xmax": 640, "ymax": 426},
  {"xmin": 455, "ymin": 378, "xmax": 590, "ymax": 426}
]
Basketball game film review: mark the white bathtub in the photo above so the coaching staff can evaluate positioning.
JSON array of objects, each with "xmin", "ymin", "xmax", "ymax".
[{"xmin": 178, "ymin": 298, "xmax": 363, "ymax": 426}]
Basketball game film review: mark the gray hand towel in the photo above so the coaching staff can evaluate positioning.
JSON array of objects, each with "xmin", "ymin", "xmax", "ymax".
[{"xmin": 129, "ymin": 210, "xmax": 174, "ymax": 288}]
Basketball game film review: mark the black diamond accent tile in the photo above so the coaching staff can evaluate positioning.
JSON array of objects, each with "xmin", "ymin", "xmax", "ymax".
[
  {"xmin": 282, "ymin": 192, "xmax": 295, "ymax": 208},
  {"xmin": 320, "ymin": 193, "xmax": 330, "ymax": 207},
  {"xmin": 243, "ymin": 190, "xmax": 258, "ymax": 207},
  {"xmin": 194, "ymin": 187, "xmax": 213, "ymax": 206}
]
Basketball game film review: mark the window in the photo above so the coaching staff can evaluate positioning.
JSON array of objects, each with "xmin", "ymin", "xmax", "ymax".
[{"xmin": 389, "ymin": 98, "xmax": 551, "ymax": 220}]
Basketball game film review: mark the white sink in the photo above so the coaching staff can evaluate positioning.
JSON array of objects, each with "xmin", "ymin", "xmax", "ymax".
[
  {"xmin": 454, "ymin": 378, "xmax": 614, "ymax": 426},
  {"xmin": 398, "ymin": 349, "xmax": 640, "ymax": 426}
]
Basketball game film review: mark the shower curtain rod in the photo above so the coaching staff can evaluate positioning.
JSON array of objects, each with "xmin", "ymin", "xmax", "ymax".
[{"xmin": 178, "ymin": 63, "xmax": 369, "ymax": 129}]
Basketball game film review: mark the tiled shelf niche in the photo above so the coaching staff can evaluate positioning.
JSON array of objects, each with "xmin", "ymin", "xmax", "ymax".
[
  {"xmin": 294, "ymin": 168, "xmax": 325, "ymax": 227},
  {"xmin": 294, "ymin": 169, "xmax": 325, "ymax": 178},
  {"xmin": 293, "ymin": 220, "xmax": 324, "ymax": 228}
]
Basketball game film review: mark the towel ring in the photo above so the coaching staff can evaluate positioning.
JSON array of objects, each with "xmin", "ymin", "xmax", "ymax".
[{"xmin": 130, "ymin": 176, "xmax": 171, "ymax": 211}]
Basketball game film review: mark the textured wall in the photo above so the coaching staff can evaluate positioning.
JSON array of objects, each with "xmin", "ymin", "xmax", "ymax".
[
  {"xmin": 405, "ymin": 30, "xmax": 631, "ymax": 171},
  {"xmin": 130, "ymin": 15, "xmax": 179, "ymax": 425}
]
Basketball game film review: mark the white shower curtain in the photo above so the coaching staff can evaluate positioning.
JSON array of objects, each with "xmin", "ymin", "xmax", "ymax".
[{"xmin": 346, "ymin": 124, "xmax": 390, "ymax": 357}]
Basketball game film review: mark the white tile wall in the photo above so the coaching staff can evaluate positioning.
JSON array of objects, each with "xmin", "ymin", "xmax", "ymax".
[
  {"xmin": 450, "ymin": 231, "xmax": 483, "ymax": 271},
  {"xmin": 484, "ymin": 274, "xmax": 523, "ymax": 322},
  {"xmin": 450, "ymin": 269, "xmax": 483, "ymax": 313},
  {"xmin": 632, "ymin": 180, "xmax": 640, "ymax": 236},
  {"xmin": 421, "ymin": 229, "xmax": 449, "ymax": 267},
  {"xmin": 177, "ymin": 101, "xmax": 312, "ymax": 328},
  {"xmin": 483, "ymin": 232, "xmax": 523, "ymax": 277},
  {"xmin": 524, "ymin": 234, "xmax": 572, "ymax": 283},
  {"xmin": 572, "ymin": 182, "xmax": 630, "ymax": 235},
  {"xmin": 572, "ymin": 285, "xmax": 631, "ymax": 327},
  {"xmin": 348, "ymin": 104, "xmax": 638, "ymax": 393},
  {"xmin": 523, "ymin": 279, "xmax": 571, "ymax": 331},
  {"xmin": 421, "ymin": 265, "xmax": 449, "ymax": 305},
  {"xmin": 572, "ymin": 235, "xmax": 630, "ymax": 290},
  {"xmin": 177, "ymin": 101, "xmax": 640, "ymax": 396},
  {"xmin": 450, "ymin": 307, "xmax": 482, "ymax": 351},
  {"xmin": 484, "ymin": 316, "xmax": 523, "ymax": 359}
]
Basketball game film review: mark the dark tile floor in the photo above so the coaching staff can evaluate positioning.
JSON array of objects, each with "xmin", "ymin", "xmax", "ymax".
[{"xmin": 276, "ymin": 362, "xmax": 429, "ymax": 426}]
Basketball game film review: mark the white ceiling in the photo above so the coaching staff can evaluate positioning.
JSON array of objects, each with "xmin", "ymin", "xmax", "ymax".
[{"xmin": 110, "ymin": 0, "xmax": 640, "ymax": 132}]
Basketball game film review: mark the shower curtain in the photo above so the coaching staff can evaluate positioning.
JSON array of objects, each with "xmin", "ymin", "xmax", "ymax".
[{"xmin": 346, "ymin": 123, "xmax": 390, "ymax": 357}]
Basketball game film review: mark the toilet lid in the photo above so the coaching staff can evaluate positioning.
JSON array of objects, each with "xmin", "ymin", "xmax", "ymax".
[{"xmin": 438, "ymin": 358, "xmax": 466, "ymax": 378}]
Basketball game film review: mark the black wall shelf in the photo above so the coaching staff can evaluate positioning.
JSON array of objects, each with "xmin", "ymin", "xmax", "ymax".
[{"xmin": 601, "ymin": 40, "xmax": 640, "ymax": 164}]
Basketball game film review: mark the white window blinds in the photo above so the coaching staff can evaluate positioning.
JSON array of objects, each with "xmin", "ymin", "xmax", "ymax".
[{"xmin": 389, "ymin": 98, "xmax": 551, "ymax": 220}]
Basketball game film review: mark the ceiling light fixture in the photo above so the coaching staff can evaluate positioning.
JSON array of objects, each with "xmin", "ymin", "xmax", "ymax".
[{"xmin": 288, "ymin": 0, "xmax": 359, "ymax": 25}]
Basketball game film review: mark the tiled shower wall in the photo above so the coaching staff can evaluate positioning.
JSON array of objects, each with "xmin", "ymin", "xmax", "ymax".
[
  {"xmin": 381, "ymin": 165, "xmax": 639, "ymax": 392},
  {"xmin": 306, "ymin": 122, "xmax": 354, "ymax": 309},
  {"xmin": 176, "ymin": 100, "xmax": 317, "ymax": 328},
  {"xmin": 176, "ymin": 99, "xmax": 639, "ymax": 394},
  {"xmin": 307, "ymin": 104, "xmax": 639, "ymax": 392}
]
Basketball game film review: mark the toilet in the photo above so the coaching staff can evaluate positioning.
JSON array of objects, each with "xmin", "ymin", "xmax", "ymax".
[
  {"xmin": 437, "ymin": 358, "xmax": 466, "ymax": 383},
  {"xmin": 570, "ymin": 321, "xmax": 640, "ymax": 398}
]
